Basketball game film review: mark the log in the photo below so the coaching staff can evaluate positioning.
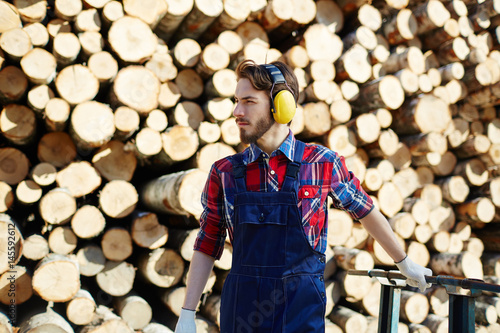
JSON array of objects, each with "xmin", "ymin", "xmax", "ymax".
[
  {"xmin": 462, "ymin": 237, "xmax": 484, "ymax": 257},
  {"xmin": 145, "ymin": 53, "xmax": 177, "ymax": 84},
  {"xmin": 134, "ymin": 128, "xmax": 163, "ymax": 161},
  {"xmin": 453, "ymin": 158, "xmax": 488, "ymax": 187},
  {"xmin": 377, "ymin": 181, "xmax": 403, "ymax": 218},
  {"xmin": 32, "ymin": 253, "xmax": 80, "ymax": 302},
  {"xmin": 142, "ymin": 322, "xmax": 174, "ymax": 333},
  {"xmin": 107, "ymin": 16, "xmax": 157, "ymax": 63},
  {"xmin": 197, "ymin": 122, "xmax": 222, "ymax": 145},
  {"xmin": 122, "ymin": 0, "xmax": 167, "ymax": 29},
  {"xmin": 0, "ymin": 1, "xmax": 21, "ymax": 33},
  {"xmin": 0, "ymin": 265, "xmax": 32, "ymax": 305},
  {"xmin": 455, "ymin": 197, "xmax": 495, "ymax": 224},
  {"xmin": 352, "ymin": 75, "xmax": 404, "ymax": 113},
  {"xmin": 52, "ymin": 32, "xmax": 81, "ymax": 66},
  {"xmin": 92, "ymin": 140, "xmax": 137, "ymax": 182},
  {"xmin": 301, "ymin": 23, "xmax": 343, "ymax": 63},
  {"xmin": 383, "ymin": 8, "xmax": 417, "ymax": 45},
  {"xmin": 78, "ymin": 31, "xmax": 104, "ymax": 59},
  {"xmin": 96, "ymin": 260, "xmax": 135, "ymax": 297},
  {"xmin": 421, "ymin": 314, "xmax": 448, "ymax": 333},
  {"xmin": 391, "ymin": 95, "xmax": 451, "ymax": 135},
  {"xmin": 427, "ymin": 230, "xmax": 451, "ymax": 253},
  {"xmin": 138, "ymin": 248, "xmax": 185, "ymax": 288},
  {"xmin": 0, "ymin": 66, "xmax": 28, "ymax": 104},
  {"xmin": 101, "ymin": 227, "xmax": 133, "ymax": 261},
  {"xmin": 39, "ymin": 188, "xmax": 77, "ymax": 225},
  {"xmin": 200, "ymin": 294, "xmax": 221, "ymax": 327},
  {"xmin": 175, "ymin": 68, "xmax": 204, "ymax": 100},
  {"xmin": 327, "ymin": 208, "xmax": 354, "ymax": 247},
  {"xmin": 130, "ymin": 212, "xmax": 168, "ymax": 249},
  {"xmin": 191, "ymin": 142, "xmax": 236, "ymax": 173},
  {"xmin": 430, "ymin": 252, "xmax": 483, "ymax": 278},
  {"xmin": 162, "ymin": 286, "xmax": 186, "ymax": 316},
  {"xmin": 88, "ymin": 51, "xmax": 119, "ymax": 85},
  {"xmin": 383, "ymin": 46, "xmax": 425, "ymax": 75},
  {"xmin": 403, "ymin": 198, "xmax": 430, "ymax": 225},
  {"xmin": 421, "ymin": 18, "xmax": 460, "ymax": 51},
  {"xmin": 99, "ymin": 180, "xmax": 138, "ymax": 219},
  {"xmin": 115, "ymin": 293, "xmax": 153, "ymax": 330},
  {"xmin": 19, "ymin": 308, "xmax": 73, "ymax": 333},
  {"xmin": 337, "ymin": 269, "xmax": 373, "ymax": 302},
  {"xmin": 346, "ymin": 113, "xmax": 380, "ymax": 146},
  {"xmin": 76, "ymin": 244, "xmax": 106, "ymax": 277},
  {"xmin": 389, "ymin": 212, "xmax": 417, "ymax": 239},
  {"xmin": 80, "ymin": 305, "xmax": 134, "ymax": 333},
  {"xmin": 366, "ymin": 233, "xmax": 406, "ymax": 265},
  {"xmin": 365, "ymin": 129, "xmax": 399, "ymax": 159},
  {"xmin": 200, "ymin": 0, "xmax": 250, "ymax": 43},
  {"xmin": 48, "ymin": 226, "xmax": 78, "ymax": 254},
  {"xmin": 66, "ymin": 289, "xmax": 96, "ymax": 326},
  {"xmin": 407, "ymin": 241, "xmax": 430, "ymax": 267},
  {"xmin": 204, "ymin": 68, "xmax": 237, "ymax": 98},
  {"xmin": 145, "ymin": 110, "xmax": 168, "ymax": 132},
  {"xmin": 329, "ymin": 305, "xmax": 367, "ymax": 333},
  {"xmin": 26, "ymin": 84, "xmax": 54, "ymax": 113},
  {"xmin": 55, "ymin": 64, "xmax": 99, "ymax": 105},
  {"xmin": 113, "ymin": 107, "xmax": 140, "ymax": 141},
  {"xmin": 437, "ymin": 37, "xmax": 470, "ymax": 65},
  {"xmin": 333, "ymin": 246, "xmax": 374, "ymax": 270},
  {"xmin": 392, "ymin": 167, "xmax": 420, "ymax": 199},
  {"xmin": 425, "ymin": 286, "xmax": 449, "ymax": 317},
  {"xmin": 173, "ymin": 0, "xmax": 223, "ymax": 41},
  {"xmin": 428, "ymin": 203, "xmax": 455, "ymax": 232},
  {"xmin": 70, "ymin": 205, "xmax": 106, "ymax": 240},
  {"xmin": 387, "ymin": 142, "xmax": 412, "ymax": 171},
  {"xmin": 154, "ymin": 0, "xmax": 194, "ymax": 42},
  {"xmin": 110, "ymin": 65, "xmax": 160, "ymax": 115},
  {"xmin": 475, "ymin": 301, "xmax": 498, "ymax": 325},
  {"xmin": 171, "ymin": 101, "xmax": 204, "ymax": 130},
  {"xmin": 22, "ymin": 234, "xmax": 49, "ymax": 261},
  {"xmin": 15, "ymin": 179, "xmax": 42, "ymax": 206},
  {"xmin": 0, "ymin": 28, "xmax": 32, "ymax": 62},
  {"xmin": 0, "ymin": 104, "xmax": 36, "ymax": 146},
  {"xmin": 400, "ymin": 290, "xmax": 429, "ymax": 324},
  {"xmin": 56, "ymin": 161, "xmax": 102, "ymax": 198},
  {"xmin": 37, "ymin": 132, "xmax": 77, "ymax": 168},
  {"xmin": 173, "ymin": 38, "xmax": 201, "ymax": 69},
  {"xmin": 44, "ymin": 97, "xmax": 70, "ymax": 132}
]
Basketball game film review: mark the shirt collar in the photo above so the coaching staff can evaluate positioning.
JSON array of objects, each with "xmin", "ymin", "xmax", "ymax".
[{"xmin": 245, "ymin": 129, "xmax": 296, "ymax": 164}]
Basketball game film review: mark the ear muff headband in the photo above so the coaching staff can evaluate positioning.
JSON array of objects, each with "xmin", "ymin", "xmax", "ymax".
[{"xmin": 261, "ymin": 64, "xmax": 296, "ymax": 124}]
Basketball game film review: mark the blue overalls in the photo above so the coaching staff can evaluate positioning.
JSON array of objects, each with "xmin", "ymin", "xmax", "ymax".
[{"xmin": 220, "ymin": 141, "xmax": 327, "ymax": 333}]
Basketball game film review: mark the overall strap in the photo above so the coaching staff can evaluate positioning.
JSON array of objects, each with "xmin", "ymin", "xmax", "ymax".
[
  {"xmin": 282, "ymin": 140, "xmax": 305, "ymax": 192},
  {"xmin": 231, "ymin": 153, "xmax": 247, "ymax": 194}
]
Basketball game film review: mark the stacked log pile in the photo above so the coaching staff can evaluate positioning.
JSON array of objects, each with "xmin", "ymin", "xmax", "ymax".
[{"xmin": 0, "ymin": 0, "xmax": 499, "ymax": 331}]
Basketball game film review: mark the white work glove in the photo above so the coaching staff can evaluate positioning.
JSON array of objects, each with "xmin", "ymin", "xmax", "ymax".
[
  {"xmin": 396, "ymin": 256, "xmax": 433, "ymax": 292},
  {"xmin": 175, "ymin": 308, "xmax": 196, "ymax": 333}
]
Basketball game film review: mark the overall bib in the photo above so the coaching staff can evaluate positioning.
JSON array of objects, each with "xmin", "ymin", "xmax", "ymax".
[{"xmin": 220, "ymin": 141, "xmax": 326, "ymax": 333}]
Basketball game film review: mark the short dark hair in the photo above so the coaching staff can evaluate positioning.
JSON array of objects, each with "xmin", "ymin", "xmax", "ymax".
[{"xmin": 235, "ymin": 59, "xmax": 299, "ymax": 103}]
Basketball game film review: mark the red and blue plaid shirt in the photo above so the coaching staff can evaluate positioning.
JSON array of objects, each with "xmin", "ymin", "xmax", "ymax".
[{"xmin": 194, "ymin": 130, "xmax": 374, "ymax": 260}]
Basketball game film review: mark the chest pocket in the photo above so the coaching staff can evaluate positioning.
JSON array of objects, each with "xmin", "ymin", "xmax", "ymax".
[
  {"xmin": 236, "ymin": 203, "xmax": 288, "ymax": 267},
  {"xmin": 298, "ymin": 185, "xmax": 326, "ymax": 227}
]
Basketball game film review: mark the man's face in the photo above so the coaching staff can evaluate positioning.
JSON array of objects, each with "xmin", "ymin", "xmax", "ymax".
[{"xmin": 233, "ymin": 78, "xmax": 274, "ymax": 144}]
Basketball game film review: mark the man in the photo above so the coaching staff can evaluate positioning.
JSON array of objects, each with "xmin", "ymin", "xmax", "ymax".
[{"xmin": 175, "ymin": 60, "xmax": 432, "ymax": 332}]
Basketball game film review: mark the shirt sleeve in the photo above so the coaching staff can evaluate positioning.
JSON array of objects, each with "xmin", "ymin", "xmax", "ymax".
[
  {"xmin": 330, "ymin": 154, "xmax": 374, "ymax": 220},
  {"xmin": 193, "ymin": 164, "xmax": 227, "ymax": 260}
]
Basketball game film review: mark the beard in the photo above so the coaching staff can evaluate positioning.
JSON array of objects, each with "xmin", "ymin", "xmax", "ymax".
[{"xmin": 239, "ymin": 112, "xmax": 274, "ymax": 144}]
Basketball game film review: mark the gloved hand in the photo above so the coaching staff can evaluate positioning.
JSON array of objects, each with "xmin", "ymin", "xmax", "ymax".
[
  {"xmin": 396, "ymin": 255, "xmax": 433, "ymax": 292},
  {"xmin": 175, "ymin": 308, "xmax": 196, "ymax": 333}
]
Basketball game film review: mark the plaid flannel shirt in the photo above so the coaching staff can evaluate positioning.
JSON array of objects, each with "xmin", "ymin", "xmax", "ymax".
[{"xmin": 194, "ymin": 130, "xmax": 374, "ymax": 259}]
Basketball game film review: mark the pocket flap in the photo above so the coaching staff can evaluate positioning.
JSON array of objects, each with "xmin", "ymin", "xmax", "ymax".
[{"xmin": 298, "ymin": 185, "xmax": 321, "ymax": 198}]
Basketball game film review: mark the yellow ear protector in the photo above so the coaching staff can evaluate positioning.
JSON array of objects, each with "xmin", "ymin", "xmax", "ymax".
[{"xmin": 262, "ymin": 64, "xmax": 296, "ymax": 124}]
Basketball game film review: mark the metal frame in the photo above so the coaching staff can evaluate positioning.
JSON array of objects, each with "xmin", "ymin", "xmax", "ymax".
[{"xmin": 347, "ymin": 270, "xmax": 500, "ymax": 333}]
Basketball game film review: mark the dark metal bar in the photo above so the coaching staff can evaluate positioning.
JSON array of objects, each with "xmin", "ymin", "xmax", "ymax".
[
  {"xmin": 378, "ymin": 285, "xmax": 401, "ymax": 333},
  {"xmin": 448, "ymin": 294, "xmax": 476, "ymax": 333},
  {"xmin": 347, "ymin": 270, "xmax": 500, "ymax": 293}
]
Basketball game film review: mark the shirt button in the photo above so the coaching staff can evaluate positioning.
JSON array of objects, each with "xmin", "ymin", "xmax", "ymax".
[
  {"xmin": 304, "ymin": 191, "xmax": 309, "ymax": 196},
  {"xmin": 319, "ymin": 276, "xmax": 324, "ymax": 282},
  {"xmin": 319, "ymin": 257, "xmax": 325, "ymax": 263},
  {"xmin": 270, "ymin": 170, "xmax": 275, "ymax": 175},
  {"xmin": 321, "ymin": 292, "xmax": 325, "ymax": 298},
  {"xmin": 259, "ymin": 213, "xmax": 265, "ymax": 222}
]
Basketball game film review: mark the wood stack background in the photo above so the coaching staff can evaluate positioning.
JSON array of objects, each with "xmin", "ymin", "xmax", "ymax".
[{"xmin": 0, "ymin": 0, "xmax": 499, "ymax": 332}]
